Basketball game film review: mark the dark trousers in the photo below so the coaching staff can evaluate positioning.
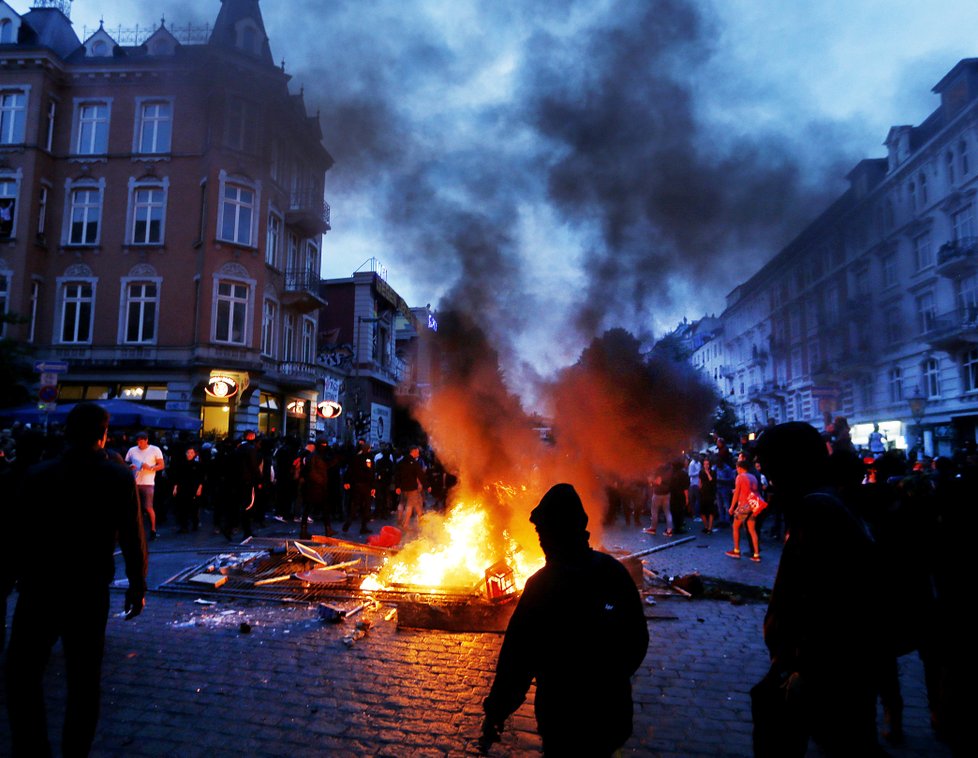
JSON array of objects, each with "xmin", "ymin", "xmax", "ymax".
[
  {"xmin": 345, "ymin": 485, "xmax": 373, "ymax": 531},
  {"xmin": 5, "ymin": 588, "xmax": 110, "ymax": 758},
  {"xmin": 173, "ymin": 493, "xmax": 199, "ymax": 531}
]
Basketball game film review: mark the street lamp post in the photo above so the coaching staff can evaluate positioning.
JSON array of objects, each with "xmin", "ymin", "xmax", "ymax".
[{"xmin": 907, "ymin": 385, "xmax": 927, "ymax": 458}]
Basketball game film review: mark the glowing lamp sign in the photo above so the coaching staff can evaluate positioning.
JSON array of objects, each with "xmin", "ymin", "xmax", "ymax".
[
  {"xmin": 318, "ymin": 400, "xmax": 343, "ymax": 419},
  {"xmin": 205, "ymin": 376, "xmax": 238, "ymax": 399}
]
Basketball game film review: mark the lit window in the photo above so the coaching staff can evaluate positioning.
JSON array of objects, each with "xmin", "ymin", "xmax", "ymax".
[
  {"xmin": 214, "ymin": 280, "xmax": 249, "ymax": 344},
  {"xmin": 75, "ymin": 101, "xmax": 110, "ymax": 155},
  {"xmin": 0, "ymin": 89, "xmax": 27, "ymax": 144},
  {"xmin": 124, "ymin": 282, "xmax": 158, "ymax": 343},
  {"xmin": 60, "ymin": 281, "xmax": 94, "ymax": 343},
  {"xmin": 135, "ymin": 100, "xmax": 172, "ymax": 154},
  {"xmin": 131, "ymin": 185, "xmax": 166, "ymax": 244},
  {"xmin": 68, "ymin": 186, "xmax": 101, "ymax": 245}
]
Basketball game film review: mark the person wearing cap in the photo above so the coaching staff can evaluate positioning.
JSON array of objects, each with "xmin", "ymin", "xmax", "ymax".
[
  {"xmin": 481, "ymin": 484, "xmax": 648, "ymax": 755},
  {"xmin": 5, "ymin": 402, "xmax": 147, "ymax": 757}
]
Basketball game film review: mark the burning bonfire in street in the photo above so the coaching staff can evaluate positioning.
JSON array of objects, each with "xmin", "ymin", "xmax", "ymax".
[{"xmin": 359, "ymin": 487, "xmax": 545, "ymax": 599}]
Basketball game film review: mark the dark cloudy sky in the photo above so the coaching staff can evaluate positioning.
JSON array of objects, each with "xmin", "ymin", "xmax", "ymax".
[{"xmin": 27, "ymin": 0, "xmax": 978, "ymax": 377}]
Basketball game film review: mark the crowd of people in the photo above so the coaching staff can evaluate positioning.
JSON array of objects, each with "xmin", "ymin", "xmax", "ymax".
[{"xmin": 0, "ymin": 424, "xmax": 454, "ymax": 547}]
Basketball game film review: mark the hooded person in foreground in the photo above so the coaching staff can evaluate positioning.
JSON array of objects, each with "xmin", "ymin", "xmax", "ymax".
[
  {"xmin": 481, "ymin": 484, "xmax": 649, "ymax": 756},
  {"xmin": 752, "ymin": 422, "xmax": 885, "ymax": 757}
]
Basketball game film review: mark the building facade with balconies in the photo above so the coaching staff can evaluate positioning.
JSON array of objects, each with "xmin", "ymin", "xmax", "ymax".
[
  {"xmin": 0, "ymin": 0, "xmax": 332, "ymax": 438},
  {"xmin": 691, "ymin": 57, "xmax": 978, "ymax": 456},
  {"xmin": 319, "ymin": 268, "xmax": 417, "ymax": 447}
]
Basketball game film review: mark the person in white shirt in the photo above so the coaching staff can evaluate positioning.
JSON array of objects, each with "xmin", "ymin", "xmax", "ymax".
[
  {"xmin": 687, "ymin": 454, "xmax": 702, "ymax": 519},
  {"xmin": 125, "ymin": 432, "xmax": 165, "ymax": 540}
]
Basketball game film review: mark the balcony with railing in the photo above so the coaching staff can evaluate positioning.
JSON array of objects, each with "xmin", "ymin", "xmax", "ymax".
[
  {"xmin": 923, "ymin": 304, "xmax": 978, "ymax": 351},
  {"xmin": 286, "ymin": 189, "xmax": 331, "ymax": 238},
  {"xmin": 282, "ymin": 268, "xmax": 327, "ymax": 313},
  {"xmin": 936, "ymin": 237, "xmax": 978, "ymax": 278}
]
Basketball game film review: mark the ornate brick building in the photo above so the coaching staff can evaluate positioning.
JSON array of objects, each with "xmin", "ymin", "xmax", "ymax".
[{"xmin": 0, "ymin": 0, "xmax": 332, "ymax": 438}]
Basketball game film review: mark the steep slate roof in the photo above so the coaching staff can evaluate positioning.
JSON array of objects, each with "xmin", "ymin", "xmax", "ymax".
[
  {"xmin": 19, "ymin": 7, "xmax": 81, "ymax": 58},
  {"xmin": 209, "ymin": 0, "xmax": 274, "ymax": 65}
]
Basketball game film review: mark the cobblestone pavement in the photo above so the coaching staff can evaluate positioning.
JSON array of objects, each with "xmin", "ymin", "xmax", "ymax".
[{"xmin": 1, "ymin": 512, "xmax": 950, "ymax": 757}]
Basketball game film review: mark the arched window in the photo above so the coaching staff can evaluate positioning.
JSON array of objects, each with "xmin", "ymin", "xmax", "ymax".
[{"xmin": 0, "ymin": 20, "xmax": 14, "ymax": 45}]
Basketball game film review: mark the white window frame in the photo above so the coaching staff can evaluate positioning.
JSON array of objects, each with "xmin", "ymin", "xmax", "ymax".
[
  {"xmin": 952, "ymin": 203, "xmax": 975, "ymax": 241},
  {"xmin": 301, "ymin": 316, "xmax": 316, "ymax": 363},
  {"xmin": 211, "ymin": 274, "xmax": 255, "ymax": 346},
  {"xmin": 62, "ymin": 177, "xmax": 105, "ymax": 246},
  {"xmin": 964, "ymin": 348, "xmax": 978, "ymax": 393},
  {"xmin": 265, "ymin": 211, "xmax": 282, "ymax": 268},
  {"xmin": 119, "ymin": 276, "xmax": 162, "ymax": 345},
  {"xmin": 28, "ymin": 279, "xmax": 39, "ymax": 343},
  {"xmin": 923, "ymin": 357, "xmax": 941, "ymax": 400},
  {"xmin": 283, "ymin": 312, "xmax": 296, "ymax": 360},
  {"xmin": 37, "ymin": 184, "xmax": 49, "ymax": 238},
  {"xmin": 125, "ymin": 176, "xmax": 169, "ymax": 246},
  {"xmin": 261, "ymin": 297, "xmax": 278, "ymax": 357},
  {"xmin": 132, "ymin": 97, "xmax": 173, "ymax": 155},
  {"xmin": 888, "ymin": 367, "xmax": 903, "ymax": 404},
  {"xmin": 216, "ymin": 170, "xmax": 260, "ymax": 247},
  {"xmin": 71, "ymin": 98, "xmax": 112, "ymax": 156},
  {"xmin": 45, "ymin": 98, "xmax": 56, "ymax": 152},
  {"xmin": 0, "ymin": 85, "xmax": 29, "ymax": 145},
  {"xmin": 913, "ymin": 232, "xmax": 932, "ymax": 271},
  {"xmin": 915, "ymin": 291, "xmax": 936, "ymax": 335},
  {"xmin": 0, "ymin": 168, "xmax": 21, "ymax": 239},
  {"xmin": 55, "ymin": 276, "xmax": 97, "ymax": 345}
]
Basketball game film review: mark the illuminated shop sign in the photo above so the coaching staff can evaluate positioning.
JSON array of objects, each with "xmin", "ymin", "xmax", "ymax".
[
  {"xmin": 317, "ymin": 400, "xmax": 343, "ymax": 419},
  {"xmin": 205, "ymin": 376, "xmax": 238, "ymax": 399}
]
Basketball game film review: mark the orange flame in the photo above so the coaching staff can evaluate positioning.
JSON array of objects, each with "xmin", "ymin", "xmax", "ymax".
[{"xmin": 359, "ymin": 498, "xmax": 544, "ymax": 594}]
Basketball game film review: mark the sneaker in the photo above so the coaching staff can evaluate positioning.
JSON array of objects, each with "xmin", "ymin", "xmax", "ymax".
[
  {"xmin": 642, "ymin": 528, "xmax": 656, "ymax": 535},
  {"xmin": 664, "ymin": 530, "xmax": 673, "ymax": 537},
  {"xmin": 751, "ymin": 553, "xmax": 761, "ymax": 562},
  {"xmin": 725, "ymin": 550, "xmax": 741, "ymax": 559}
]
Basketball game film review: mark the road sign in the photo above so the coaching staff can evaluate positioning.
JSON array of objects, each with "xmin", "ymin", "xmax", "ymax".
[
  {"xmin": 38, "ymin": 385, "xmax": 59, "ymax": 403},
  {"xmin": 33, "ymin": 360, "xmax": 69, "ymax": 373},
  {"xmin": 39, "ymin": 372, "xmax": 59, "ymax": 387}
]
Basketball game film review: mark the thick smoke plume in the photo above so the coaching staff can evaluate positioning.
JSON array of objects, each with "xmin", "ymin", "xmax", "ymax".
[{"xmin": 416, "ymin": 315, "xmax": 716, "ymax": 547}]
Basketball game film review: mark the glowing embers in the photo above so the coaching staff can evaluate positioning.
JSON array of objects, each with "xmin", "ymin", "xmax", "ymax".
[{"xmin": 359, "ymin": 501, "xmax": 543, "ymax": 597}]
